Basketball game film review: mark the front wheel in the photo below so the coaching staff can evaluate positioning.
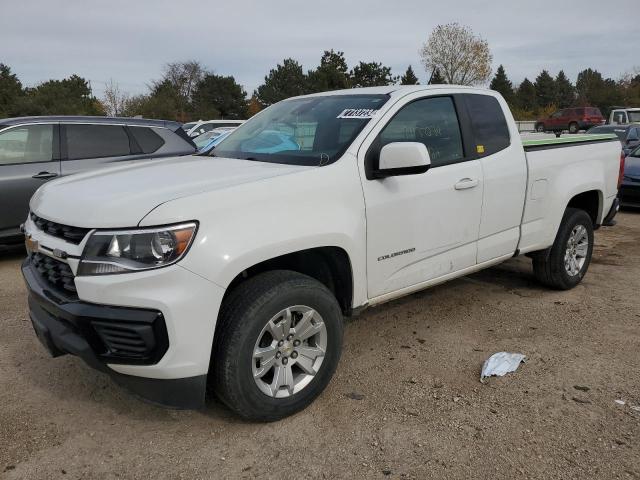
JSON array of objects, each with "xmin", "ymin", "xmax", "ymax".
[
  {"xmin": 536, "ymin": 123, "xmax": 545, "ymax": 133},
  {"xmin": 532, "ymin": 208, "xmax": 594, "ymax": 290},
  {"xmin": 212, "ymin": 270, "xmax": 344, "ymax": 421}
]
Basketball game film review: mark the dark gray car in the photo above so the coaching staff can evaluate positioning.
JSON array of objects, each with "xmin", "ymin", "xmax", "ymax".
[{"xmin": 0, "ymin": 116, "xmax": 196, "ymax": 244}]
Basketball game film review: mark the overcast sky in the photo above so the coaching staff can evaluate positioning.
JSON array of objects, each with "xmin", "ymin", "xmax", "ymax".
[{"xmin": 0, "ymin": 0, "xmax": 634, "ymax": 98}]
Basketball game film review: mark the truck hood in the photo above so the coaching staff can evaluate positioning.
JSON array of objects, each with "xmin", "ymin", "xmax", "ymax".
[{"xmin": 30, "ymin": 155, "xmax": 312, "ymax": 228}]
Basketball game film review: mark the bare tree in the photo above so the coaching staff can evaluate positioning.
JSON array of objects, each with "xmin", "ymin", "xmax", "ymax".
[
  {"xmin": 156, "ymin": 61, "xmax": 206, "ymax": 120},
  {"xmin": 420, "ymin": 23, "xmax": 492, "ymax": 86},
  {"xmin": 102, "ymin": 79, "xmax": 129, "ymax": 116}
]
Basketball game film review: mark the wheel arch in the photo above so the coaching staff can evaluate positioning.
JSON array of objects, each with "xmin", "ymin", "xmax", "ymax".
[
  {"xmin": 222, "ymin": 246, "xmax": 355, "ymax": 316},
  {"xmin": 566, "ymin": 189, "xmax": 603, "ymax": 227}
]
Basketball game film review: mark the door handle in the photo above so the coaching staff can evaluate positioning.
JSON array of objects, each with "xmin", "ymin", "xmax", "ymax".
[
  {"xmin": 32, "ymin": 172, "xmax": 59, "ymax": 180},
  {"xmin": 454, "ymin": 178, "xmax": 479, "ymax": 190}
]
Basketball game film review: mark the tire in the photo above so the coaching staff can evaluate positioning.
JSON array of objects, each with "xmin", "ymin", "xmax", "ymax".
[
  {"xmin": 532, "ymin": 208, "xmax": 594, "ymax": 290},
  {"xmin": 535, "ymin": 123, "xmax": 545, "ymax": 133},
  {"xmin": 568, "ymin": 122, "xmax": 579, "ymax": 134},
  {"xmin": 212, "ymin": 270, "xmax": 344, "ymax": 421}
]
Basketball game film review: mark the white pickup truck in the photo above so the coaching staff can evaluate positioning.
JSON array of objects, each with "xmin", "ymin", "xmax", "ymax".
[{"xmin": 22, "ymin": 86, "xmax": 623, "ymax": 421}]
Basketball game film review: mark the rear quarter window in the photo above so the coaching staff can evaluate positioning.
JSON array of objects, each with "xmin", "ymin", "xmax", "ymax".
[
  {"xmin": 129, "ymin": 126, "xmax": 164, "ymax": 154},
  {"xmin": 464, "ymin": 94, "xmax": 510, "ymax": 156}
]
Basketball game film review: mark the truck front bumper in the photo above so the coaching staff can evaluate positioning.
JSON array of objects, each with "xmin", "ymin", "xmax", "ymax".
[{"xmin": 22, "ymin": 255, "xmax": 224, "ymax": 409}]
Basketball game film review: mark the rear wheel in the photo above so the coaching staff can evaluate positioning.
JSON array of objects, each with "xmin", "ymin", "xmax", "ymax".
[
  {"xmin": 532, "ymin": 208, "xmax": 594, "ymax": 290},
  {"xmin": 568, "ymin": 122, "xmax": 579, "ymax": 134},
  {"xmin": 212, "ymin": 270, "xmax": 343, "ymax": 421},
  {"xmin": 536, "ymin": 123, "xmax": 545, "ymax": 133}
]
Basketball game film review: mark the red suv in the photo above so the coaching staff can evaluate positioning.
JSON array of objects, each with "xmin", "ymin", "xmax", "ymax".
[{"xmin": 535, "ymin": 107, "xmax": 605, "ymax": 134}]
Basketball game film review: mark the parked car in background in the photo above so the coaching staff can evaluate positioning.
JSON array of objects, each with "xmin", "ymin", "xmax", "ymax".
[
  {"xmin": 536, "ymin": 107, "xmax": 604, "ymax": 134},
  {"xmin": 181, "ymin": 121, "xmax": 200, "ymax": 132},
  {"xmin": 22, "ymin": 86, "xmax": 622, "ymax": 421},
  {"xmin": 620, "ymin": 145, "xmax": 640, "ymax": 207},
  {"xmin": 193, "ymin": 127, "xmax": 236, "ymax": 150},
  {"xmin": 187, "ymin": 120, "xmax": 245, "ymax": 137},
  {"xmin": 195, "ymin": 130, "xmax": 234, "ymax": 154},
  {"xmin": 0, "ymin": 116, "xmax": 196, "ymax": 245},
  {"xmin": 586, "ymin": 125, "xmax": 640, "ymax": 156},
  {"xmin": 608, "ymin": 108, "xmax": 640, "ymax": 125}
]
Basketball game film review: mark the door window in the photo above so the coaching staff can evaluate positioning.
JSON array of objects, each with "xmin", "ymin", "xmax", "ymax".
[
  {"xmin": 464, "ymin": 94, "xmax": 511, "ymax": 156},
  {"xmin": 0, "ymin": 124, "xmax": 54, "ymax": 165},
  {"xmin": 65, "ymin": 124, "xmax": 131, "ymax": 160},
  {"xmin": 378, "ymin": 96, "xmax": 464, "ymax": 167}
]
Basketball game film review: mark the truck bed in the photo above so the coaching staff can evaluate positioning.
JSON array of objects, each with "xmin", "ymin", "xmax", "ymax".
[{"xmin": 517, "ymin": 133, "xmax": 620, "ymax": 254}]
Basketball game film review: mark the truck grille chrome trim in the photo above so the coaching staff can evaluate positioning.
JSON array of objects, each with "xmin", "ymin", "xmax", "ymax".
[{"xmin": 30, "ymin": 212, "xmax": 90, "ymax": 244}]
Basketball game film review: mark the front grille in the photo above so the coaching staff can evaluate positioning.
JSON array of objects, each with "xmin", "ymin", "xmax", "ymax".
[
  {"xmin": 30, "ymin": 212, "xmax": 90, "ymax": 244},
  {"xmin": 92, "ymin": 321, "xmax": 158, "ymax": 360},
  {"xmin": 31, "ymin": 252, "xmax": 77, "ymax": 298}
]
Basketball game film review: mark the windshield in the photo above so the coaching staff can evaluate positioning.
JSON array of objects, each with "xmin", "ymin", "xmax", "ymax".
[
  {"xmin": 211, "ymin": 94, "xmax": 389, "ymax": 166},
  {"xmin": 629, "ymin": 111, "xmax": 640, "ymax": 123}
]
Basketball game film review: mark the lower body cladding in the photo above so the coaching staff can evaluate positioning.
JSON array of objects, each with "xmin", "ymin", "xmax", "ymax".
[{"xmin": 22, "ymin": 255, "xmax": 225, "ymax": 409}]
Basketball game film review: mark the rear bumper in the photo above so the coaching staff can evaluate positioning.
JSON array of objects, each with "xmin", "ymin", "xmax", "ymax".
[{"xmin": 22, "ymin": 257, "xmax": 209, "ymax": 409}]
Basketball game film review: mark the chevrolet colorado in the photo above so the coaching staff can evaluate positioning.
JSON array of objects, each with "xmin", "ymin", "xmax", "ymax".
[{"xmin": 22, "ymin": 86, "xmax": 623, "ymax": 421}]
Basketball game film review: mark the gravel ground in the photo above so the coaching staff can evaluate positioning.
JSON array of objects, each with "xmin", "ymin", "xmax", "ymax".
[{"xmin": 1, "ymin": 212, "xmax": 639, "ymax": 480}]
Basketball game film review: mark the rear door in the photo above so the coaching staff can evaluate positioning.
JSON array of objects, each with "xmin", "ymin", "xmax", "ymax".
[
  {"xmin": 548, "ymin": 110, "xmax": 563, "ymax": 130},
  {"xmin": 60, "ymin": 123, "xmax": 137, "ymax": 175},
  {"xmin": 0, "ymin": 123, "xmax": 60, "ymax": 238},
  {"xmin": 461, "ymin": 94, "xmax": 527, "ymax": 262}
]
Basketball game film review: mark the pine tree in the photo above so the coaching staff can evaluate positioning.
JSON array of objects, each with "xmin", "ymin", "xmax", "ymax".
[
  {"xmin": 489, "ymin": 65, "xmax": 515, "ymax": 106},
  {"xmin": 429, "ymin": 69, "xmax": 445, "ymax": 84},
  {"xmin": 554, "ymin": 70, "xmax": 575, "ymax": 108},
  {"xmin": 516, "ymin": 78, "xmax": 537, "ymax": 111},
  {"xmin": 400, "ymin": 65, "xmax": 419, "ymax": 85},
  {"xmin": 534, "ymin": 70, "xmax": 556, "ymax": 107}
]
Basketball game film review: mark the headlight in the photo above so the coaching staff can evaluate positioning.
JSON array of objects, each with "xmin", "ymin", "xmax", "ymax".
[{"xmin": 77, "ymin": 222, "xmax": 197, "ymax": 275}]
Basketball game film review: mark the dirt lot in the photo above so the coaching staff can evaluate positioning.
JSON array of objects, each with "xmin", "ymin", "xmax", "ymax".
[{"xmin": 1, "ymin": 212, "xmax": 639, "ymax": 480}]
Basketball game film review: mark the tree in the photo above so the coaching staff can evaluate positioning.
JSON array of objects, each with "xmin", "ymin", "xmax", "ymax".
[
  {"xmin": 192, "ymin": 74, "xmax": 248, "ymax": 119},
  {"xmin": 0, "ymin": 63, "xmax": 23, "ymax": 117},
  {"xmin": 102, "ymin": 79, "xmax": 129, "ymax": 116},
  {"xmin": 247, "ymin": 95, "xmax": 262, "ymax": 117},
  {"xmin": 307, "ymin": 50, "xmax": 351, "ymax": 92},
  {"xmin": 400, "ymin": 65, "xmax": 419, "ymax": 85},
  {"xmin": 515, "ymin": 78, "xmax": 537, "ymax": 111},
  {"xmin": 555, "ymin": 70, "xmax": 575, "ymax": 108},
  {"xmin": 255, "ymin": 58, "xmax": 308, "ymax": 107},
  {"xmin": 489, "ymin": 65, "xmax": 514, "ymax": 105},
  {"xmin": 428, "ymin": 68, "xmax": 445, "ymax": 85},
  {"xmin": 420, "ymin": 23, "xmax": 492, "ymax": 85},
  {"xmin": 576, "ymin": 68, "xmax": 623, "ymax": 115},
  {"xmin": 534, "ymin": 70, "xmax": 556, "ymax": 108},
  {"xmin": 619, "ymin": 68, "xmax": 640, "ymax": 107},
  {"xmin": 349, "ymin": 61, "xmax": 397, "ymax": 87},
  {"xmin": 155, "ymin": 61, "xmax": 205, "ymax": 121},
  {"xmin": 23, "ymin": 75, "xmax": 104, "ymax": 116}
]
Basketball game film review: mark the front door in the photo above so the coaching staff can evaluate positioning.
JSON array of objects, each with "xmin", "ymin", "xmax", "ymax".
[
  {"xmin": 0, "ymin": 123, "xmax": 60, "ymax": 239},
  {"xmin": 359, "ymin": 95, "xmax": 484, "ymax": 299}
]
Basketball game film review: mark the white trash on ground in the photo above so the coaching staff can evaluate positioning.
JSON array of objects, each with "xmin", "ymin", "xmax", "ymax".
[{"xmin": 480, "ymin": 352, "xmax": 526, "ymax": 383}]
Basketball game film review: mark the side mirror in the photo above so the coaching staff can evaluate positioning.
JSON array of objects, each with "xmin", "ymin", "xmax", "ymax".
[{"xmin": 374, "ymin": 142, "xmax": 431, "ymax": 179}]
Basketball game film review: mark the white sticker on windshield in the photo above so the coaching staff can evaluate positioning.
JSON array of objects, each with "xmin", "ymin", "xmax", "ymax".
[{"xmin": 337, "ymin": 108, "xmax": 379, "ymax": 119}]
